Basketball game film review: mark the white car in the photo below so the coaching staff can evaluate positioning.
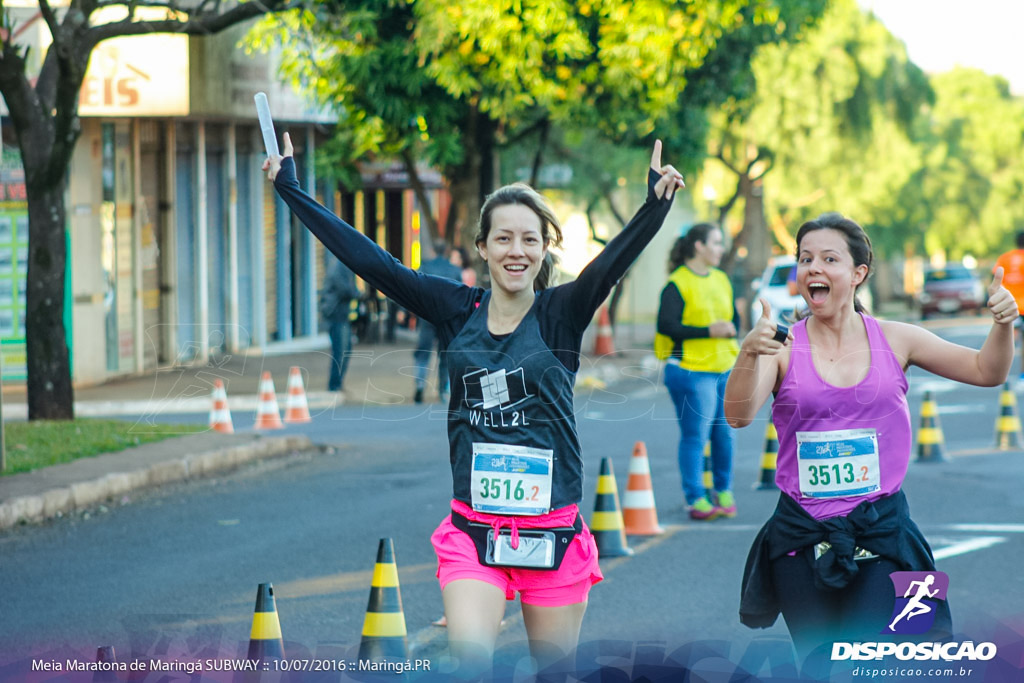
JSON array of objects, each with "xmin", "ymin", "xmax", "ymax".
[
  {"xmin": 750, "ymin": 257, "xmax": 805, "ymax": 326},
  {"xmin": 749, "ymin": 255, "xmax": 875, "ymax": 326}
]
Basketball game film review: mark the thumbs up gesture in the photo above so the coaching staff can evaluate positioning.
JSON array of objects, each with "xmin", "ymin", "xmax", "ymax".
[
  {"xmin": 740, "ymin": 298, "xmax": 793, "ymax": 356},
  {"xmin": 988, "ymin": 266, "xmax": 1020, "ymax": 325}
]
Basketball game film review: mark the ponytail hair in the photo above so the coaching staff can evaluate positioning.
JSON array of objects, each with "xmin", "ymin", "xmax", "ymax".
[{"xmin": 668, "ymin": 223, "xmax": 717, "ymax": 272}]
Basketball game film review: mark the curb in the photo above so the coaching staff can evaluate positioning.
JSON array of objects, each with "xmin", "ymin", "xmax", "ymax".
[{"xmin": 0, "ymin": 434, "xmax": 313, "ymax": 531}]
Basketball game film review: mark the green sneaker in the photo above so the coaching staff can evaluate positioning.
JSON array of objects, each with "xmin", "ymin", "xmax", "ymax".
[
  {"xmin": 714, "ymin": 490, "xmax": 737, "ymax": 518},
  {"xmin": 689, "ymin": 497, "xmax": 719, "ymax": 521}
]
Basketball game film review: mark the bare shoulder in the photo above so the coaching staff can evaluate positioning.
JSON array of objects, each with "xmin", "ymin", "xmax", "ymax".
[{"xmin": 878, "ymin": 319, "xmax": 938, "ymax": 364}]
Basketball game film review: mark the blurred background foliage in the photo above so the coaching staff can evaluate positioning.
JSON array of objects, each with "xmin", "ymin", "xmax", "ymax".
[{"xmin": 248, "ymin": 0, "xmax": 1024, "ymax": 297}]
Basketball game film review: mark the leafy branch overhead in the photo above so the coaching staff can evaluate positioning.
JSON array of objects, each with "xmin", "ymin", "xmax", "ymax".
[{"xmin": 250, "ymin": 0, "xmax": 827, "ymax": 248}]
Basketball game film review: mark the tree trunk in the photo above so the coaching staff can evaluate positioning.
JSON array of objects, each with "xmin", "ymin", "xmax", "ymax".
[
  {"xmin": 25, "ymin": 178, "xmax": 74, "ymax": 420},
  {"xmin": 741, "ymin": 176, "xmax": 769, "ymax": 283},
  {"xmin": 722, "ymin": 176, "xmax": 768, "ymax": 283}
]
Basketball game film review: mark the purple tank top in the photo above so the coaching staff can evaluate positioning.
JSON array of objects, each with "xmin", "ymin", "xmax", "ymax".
[{"xmin": 772, "ymin": 314, "xmax": 911, "ymax": 520}]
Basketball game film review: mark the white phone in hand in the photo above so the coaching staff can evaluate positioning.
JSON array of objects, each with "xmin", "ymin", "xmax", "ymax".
[{"xmin": 254, "ymin": 92, "xmax": 279, "ymax": 158}]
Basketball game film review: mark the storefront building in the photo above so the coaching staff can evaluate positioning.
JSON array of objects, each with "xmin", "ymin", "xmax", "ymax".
[{"xmin": 2, "ymin": 18, "xmax": 448, "ymax": 386}]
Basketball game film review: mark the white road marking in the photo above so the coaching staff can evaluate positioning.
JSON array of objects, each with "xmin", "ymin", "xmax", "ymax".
[
  {"xmin": 936, "ymin": 404, "xmax": 989, "ymax": 415},
  {"xmin": 933, "ymin": 536, "xmax": 1006, "ymax": 561},
  {"xmin": 948, "ymin": 523, "xmax": 1024, "ymax": 533}
]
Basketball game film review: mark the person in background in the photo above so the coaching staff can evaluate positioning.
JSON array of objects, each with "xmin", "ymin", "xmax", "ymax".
[
  {"xmin": 319, "ymin": 257, "xmax": 359, "ymax": 397},
  {"xmin": 414, "ymin": 241, "xmax": 464, "ymax": 403},
  {"xmin": 265, "ymin": 134, "xmax": 683, "ymax": 674},
  {"xmin": 654, "ymin": 223, "xmax": 740, "ymax": 521},
  {"xmin": 451, "ymin": 246, "xmax": 477, "ymax": 287},
  {"xmin": 787, "ymin": 262, "xmax": 798, "ymax": 296},
  {"xmin": 994, "ymin": 230, "xmax": 1024, "ymax": 382},
  {"xmin": 725, "ymin": 212, "xmax": 1017, "ymax": 663}
]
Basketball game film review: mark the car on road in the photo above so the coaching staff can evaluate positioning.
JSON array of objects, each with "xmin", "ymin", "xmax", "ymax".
[
  {"xmin": 918, "ymin": 265, "xmax": 986, "ymax": 319},
  {"xmin": 749, "ymin": 256, "xmax": 805, "ymax": 326}
]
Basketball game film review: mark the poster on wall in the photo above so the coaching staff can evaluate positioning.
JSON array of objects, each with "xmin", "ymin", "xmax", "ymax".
[{"xmin": 0, "ymin": 146, "xmax": 27, "ymax": 381}]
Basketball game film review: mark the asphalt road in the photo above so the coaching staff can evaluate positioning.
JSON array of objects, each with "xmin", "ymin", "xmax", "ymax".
[{"xmin": 2, "ymin": 320, "xmax": 1023, "ymax": 682}]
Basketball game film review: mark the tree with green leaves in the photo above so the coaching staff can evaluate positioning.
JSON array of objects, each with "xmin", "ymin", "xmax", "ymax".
[
  {"xmin": 252, "ymin": 0, "xmax": 828, "ymax": 253},
  {"xmin": 882, "ymin": 68, "xmax": 1024, "ymax": 260},
  {"xmin": 0, "ymin": 0, "xmax": 299, "ymax": 420},
  {"xmin": 707, "ymin": 0, "xmax": 931, "ymax": 284}
]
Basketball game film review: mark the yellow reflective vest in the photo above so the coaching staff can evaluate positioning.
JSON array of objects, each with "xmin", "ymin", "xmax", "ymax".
[{"xmin": 653, "ymin": 266, "xmax": 739, "ymax": 373}]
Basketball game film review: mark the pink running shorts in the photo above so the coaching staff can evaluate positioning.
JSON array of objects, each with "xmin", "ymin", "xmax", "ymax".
[{"xmin": 431, "ymin": 500, "xmax": 603, "ymax": 607}]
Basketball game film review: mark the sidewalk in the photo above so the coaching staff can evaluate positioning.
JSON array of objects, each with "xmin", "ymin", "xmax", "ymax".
[{"xmin": 0, "ymin": 322, "xmax": 659, "ymax": 530}]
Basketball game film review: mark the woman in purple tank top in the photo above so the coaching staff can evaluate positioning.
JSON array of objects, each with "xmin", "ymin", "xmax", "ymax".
[{"xmin": 723, "ymin": 213, "xmax": 1018, "ymax": 663}]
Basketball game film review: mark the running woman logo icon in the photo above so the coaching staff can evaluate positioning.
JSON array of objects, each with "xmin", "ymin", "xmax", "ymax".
[{"xmin": 883, "ymin": 571, "xmax": 949, "ymax": 635}]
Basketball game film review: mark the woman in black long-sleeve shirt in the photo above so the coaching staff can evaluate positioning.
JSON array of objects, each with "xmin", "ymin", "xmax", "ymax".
[{"xmin": 265, "ymin": 133, "xmax": 684, "ymax": 674}]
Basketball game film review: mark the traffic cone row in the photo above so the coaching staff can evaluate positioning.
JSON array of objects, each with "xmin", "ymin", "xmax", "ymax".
[
  {"xmin": 236, "ymin": 541, "xmax": 411, "ymax": 669},
  {"xmin": 206, "ymin": 366, "xmax": 314, "ymax": 432}
]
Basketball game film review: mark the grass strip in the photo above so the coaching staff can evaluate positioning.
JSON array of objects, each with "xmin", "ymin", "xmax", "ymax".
[{"xmin": 2, "ymin": 419, "xmax": 207, "ymax": 475}]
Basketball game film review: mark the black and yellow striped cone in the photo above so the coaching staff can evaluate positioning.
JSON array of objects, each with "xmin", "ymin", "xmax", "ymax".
[
  {"xmin": 995, "ymin": 382, "xmax": 1022, "ymax": 450},
  {"xmin": 757, "ymin": 422, "xmax": 779, "ymax": 489},
  {"xmin": 92, "ymin": 646, "xmax": 117, "ymax": 683},
  {"xmin": 590, "ymin": 457, "xmax": 633, "ymax": 557},
  {"xmin": 702, "ymin": 441, "xmax": 712, "ymax": 498},
  {"xmin": 358, "ymin": 538, "xmax": 409, "ymax": 663},
  {"xmin": 916, "ymin": 390, "xmax": 947, "ymax": 462},
  {"xmin": 247, "ymin": 583, "xmax": 284, "ymax": 662}
]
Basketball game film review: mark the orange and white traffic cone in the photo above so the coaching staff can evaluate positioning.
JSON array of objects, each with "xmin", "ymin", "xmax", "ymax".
[
  {"xmin": 622, "ymin": 441, "xmax": 663, "ymax": 536},
  {"xmin": 208, "ymin": 379, "xmax": 234, "ymax": 434},
  {"xmin": 593, "ymin": 306, "xmax": 615, "ymax": 356},
  {"xmin": 283, "ymin": 366, "xmax": 312, "ymax": 424},
  {"xmin": 254, "ymin": 371, "xmax": 284, "ymax": 430}
]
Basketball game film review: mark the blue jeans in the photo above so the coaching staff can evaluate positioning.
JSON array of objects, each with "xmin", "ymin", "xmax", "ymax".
[
  {"xmin": 663, "ymin": 363, "xmax": 734, "ymax": 504},
  {"xmin": 328, "ymin": 319, "xmax": 352, "ymax": 392},
  {"xmin": 413, "ymin": 320, "xmax": 449, "ymax": 394}
]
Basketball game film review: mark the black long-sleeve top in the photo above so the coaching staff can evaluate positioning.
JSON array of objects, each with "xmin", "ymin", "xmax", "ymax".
[{"xmin": 273, "ymin": 158, "xmax": 674, "ymax": 372}]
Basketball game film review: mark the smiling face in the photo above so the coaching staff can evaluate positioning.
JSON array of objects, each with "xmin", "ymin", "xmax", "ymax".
[
  {"xmin": 797, "ymin": 228, "xmax": 869, "ymax": 315},
  {"xmin": 478, "ymin": 204, "xmax": 548, "ymax": 296}
]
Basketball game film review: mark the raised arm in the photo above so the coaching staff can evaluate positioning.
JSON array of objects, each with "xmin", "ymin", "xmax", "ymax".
[
  {"xmin": 263, "ymin": 133, "xmax": 471, "ymax": 323},
  {"xmin": 560, "ymin": 140, "xmax": 685, "ymax": 329},
  {"xmin": 890, "ymin": 268, "xmax": 1016, "ymax": 386},
  {"xmin": 724, "ymin": 299, "xmax": 792, "ymax": 428}
]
